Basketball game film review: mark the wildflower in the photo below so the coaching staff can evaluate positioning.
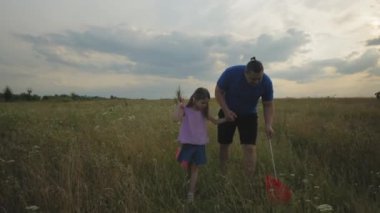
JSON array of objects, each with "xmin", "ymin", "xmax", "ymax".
[
  {"xmin": 316, "ymin": 204, "xmax": 333, "ymax": 212},
  {"xmin": 314, "ymin": 185, "xmax": 320, "ymax": 189},
  {"xmin": 309, "ymin": 173, "xmax": 314, "ymax": 177},
  {"xmin": 302, "ymin": 178, "xmax": 309, "ymax": 184},
  {"xmin": 25, "ymin": 205, "xmax": 39, "ymax": 211},
  {"xmin": 214, "ymin": 204, "xmax": 220, "ymax": 210},
  {"xmin": 290, "ymin": 173, "xmax": 295, "ymax": 177},
  {"xmin": 187, "ymin": 192, "xmax": 194, "ymax": 203}
]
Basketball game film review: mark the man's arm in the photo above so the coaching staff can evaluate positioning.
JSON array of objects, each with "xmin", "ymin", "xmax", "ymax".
[
  {"xmin": 215, "ymin": 85, "xmax": 236, "ymax": 121},
  {"xmin": 262, "ymin": 100, "xmax": 274, "ymax": 139}
]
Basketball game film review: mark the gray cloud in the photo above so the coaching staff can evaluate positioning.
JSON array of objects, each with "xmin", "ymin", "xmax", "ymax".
[
  {"xmin": 272, "ymin": 49, "xmax": 380, "ymax": 82},
  {"xmin": 15, "ymin": 26, "xmax": 379, "ymax": 85},
  {"xmin": 367, "ymin": 36, "xmax": 380, "ymax": 46},
  {"xmin": 252, "ymin": 29, "xmax": 310, "ymax": 62},
  {"xmin": 16, "ymin": 26, "xmax": 310, "ymax": 80}
]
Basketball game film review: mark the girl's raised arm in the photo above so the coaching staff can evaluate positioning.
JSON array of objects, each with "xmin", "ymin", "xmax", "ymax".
[{"xmin": 172, "ymin": 102, "xmax": 185, "ymax": 122}]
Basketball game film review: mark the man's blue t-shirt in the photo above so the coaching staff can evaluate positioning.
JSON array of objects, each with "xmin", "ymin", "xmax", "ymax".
[{"xmin": 217, "ymin": 65, "xmax": 273, "ymax": 115}]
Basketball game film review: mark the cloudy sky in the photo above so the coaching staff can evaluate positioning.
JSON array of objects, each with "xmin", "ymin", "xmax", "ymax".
[{"xmin": 1, "ymin": 0, "xmax": 379, "ymax": 99}]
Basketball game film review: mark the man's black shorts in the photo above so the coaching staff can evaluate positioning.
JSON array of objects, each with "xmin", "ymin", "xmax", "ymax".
[{"xmin": 217, "ymin": 109, "xmax": 258, "ymax": 145}]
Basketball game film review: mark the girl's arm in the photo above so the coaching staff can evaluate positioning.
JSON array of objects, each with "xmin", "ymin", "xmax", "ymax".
[
  {"xmin": 208, "ymin": 115, "xmax": 227, "ymax": 125},
  {"xmin": 172, "ymin": 103, "xmax": 185, "ymax": 122}
]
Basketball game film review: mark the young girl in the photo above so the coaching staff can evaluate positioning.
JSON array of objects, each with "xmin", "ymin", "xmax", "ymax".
[{"xmin": 173, "ymin": 87, "xmax": 226, "ymax": 202}]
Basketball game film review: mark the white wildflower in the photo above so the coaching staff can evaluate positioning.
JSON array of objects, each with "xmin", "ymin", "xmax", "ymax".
[
  {"xmin": 316, "ymin": 204, "xmax": 333, "ymax": 212},
  {"xmin": 25, "ymin": 205, "xmax": 39, "ymax": 211}
]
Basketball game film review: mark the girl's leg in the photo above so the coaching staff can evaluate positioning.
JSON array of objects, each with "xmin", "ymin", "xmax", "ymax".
[
  {"xmin": 188, "ymin": 164, "xmax": 199, "ymax": 194},
  {"xmin": 187, "ymin": 163, "xmax": 192, "ymax": 179}
]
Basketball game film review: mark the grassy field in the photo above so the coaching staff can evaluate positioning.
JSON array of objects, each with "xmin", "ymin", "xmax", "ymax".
[{"xmin": 0, "ymin": 98, "xmax": 379, "ymax": 212}]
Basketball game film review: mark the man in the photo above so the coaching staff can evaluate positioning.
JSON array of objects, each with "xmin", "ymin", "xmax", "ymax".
[{"xmin": 215, "ymin": 57, "xmax": 274, "ymax": 176}]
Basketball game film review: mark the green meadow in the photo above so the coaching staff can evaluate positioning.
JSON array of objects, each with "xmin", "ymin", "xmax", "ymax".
[{"xmin": 0, "ymin": 98, "xmax": 379, "ymax": 212}]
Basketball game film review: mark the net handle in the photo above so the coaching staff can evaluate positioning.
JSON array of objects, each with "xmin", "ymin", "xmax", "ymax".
[{"xmin": 267, "ymin": 138, "xmax": 277, "ymax": 178}]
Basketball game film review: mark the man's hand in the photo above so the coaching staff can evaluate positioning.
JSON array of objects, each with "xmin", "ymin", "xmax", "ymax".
[
  {"xmin": 265, "ymin": 125, "xmax": 274, "ymax": 139},
  {"xmin": 223, "ymin": 108, "xmax": 237, "ymax": 121}
]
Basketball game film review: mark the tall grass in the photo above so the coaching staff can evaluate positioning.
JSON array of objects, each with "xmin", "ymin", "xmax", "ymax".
[{"xmin": 0, "ymin": 98, "xmax": 379, "ymax": 212}]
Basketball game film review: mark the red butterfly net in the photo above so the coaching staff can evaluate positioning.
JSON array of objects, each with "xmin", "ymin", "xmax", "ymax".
[{"xmin": 265, "ymin": 139, "xmax": 292, "ymax": 204}]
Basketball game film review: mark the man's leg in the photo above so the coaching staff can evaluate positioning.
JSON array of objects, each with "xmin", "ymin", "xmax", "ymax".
[
  {"xmin": 238, "ymin": 113, "xmax": 258, "ymax": 177},
  {"xmin": 219, "ymin": 144, "xmax": 230, "ymax": 175},
  {"xmin": 217, "ymin": 109, "xmax": 235, "ymax": 175},
  {"xmin": 242, "ymin": 144, "xmax": 257, "ymax": 177}
]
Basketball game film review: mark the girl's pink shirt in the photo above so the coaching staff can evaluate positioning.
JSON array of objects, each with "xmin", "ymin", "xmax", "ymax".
[{"xmin": 178, "ymin": 107, "xmax": 208, "ymax": 145}]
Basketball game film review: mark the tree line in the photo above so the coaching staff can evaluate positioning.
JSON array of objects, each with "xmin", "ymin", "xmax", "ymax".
[{"xmin": 0, "ymin": 86, "xmax": 120, "ymax": 102}]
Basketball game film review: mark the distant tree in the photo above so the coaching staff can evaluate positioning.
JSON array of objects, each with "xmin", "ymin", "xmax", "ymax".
[
  {"xmin": 27, "ymin": 88, "xmax": 32, "ymax": 100},
  {"xmin": 375, "ymin": 91, "xmax": 380, "ymax": 100},
  {"xmin": 71, "ymin": 92, "xmax": 80, "ymax": 101},
  {"xmin": 4, "ymin": 86, "xmax": 13, "ymax": 102}
]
